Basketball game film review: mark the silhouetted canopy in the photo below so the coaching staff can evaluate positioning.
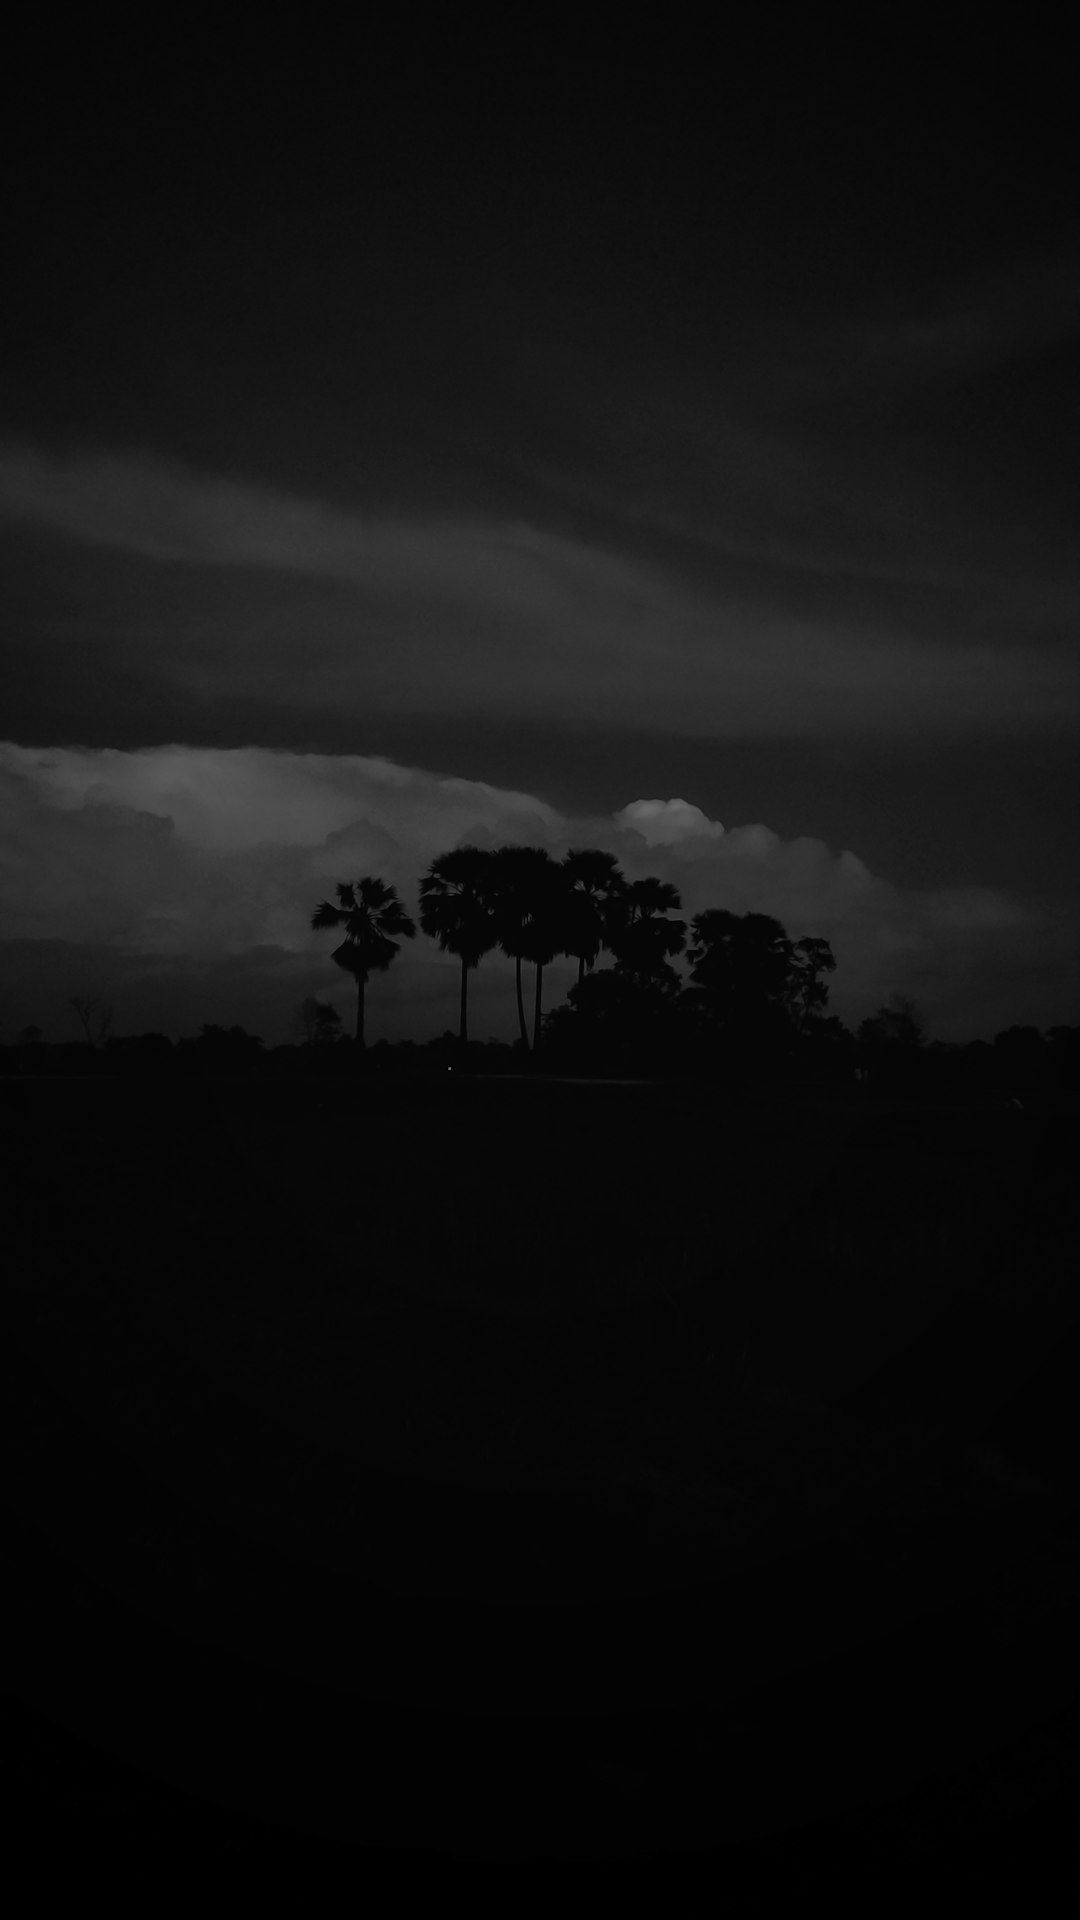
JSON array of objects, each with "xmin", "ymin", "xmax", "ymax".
[
  {"xmin": 561, "ymin": 848, "xmax": 628, "ymax": 978},
  {"xmin": 310, "ymin": 876, "xmax": 417, "ymax": 980},
  {"xmin": 418, "ymin": 846, "xmax": 500, "ymax": 967},
  {"xmin": 608, "ymin": 876, "xmax": 686, "ymax": 982}
]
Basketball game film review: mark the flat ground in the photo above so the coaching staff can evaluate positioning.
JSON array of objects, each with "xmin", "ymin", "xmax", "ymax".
[
  {"xmin": 4, "ymin": 1072, "xmax": 1077, "ymax": 1860},
  {"xmin": 5, "ymin": 1071, "xmax": 1076, "ymax": 1543}
]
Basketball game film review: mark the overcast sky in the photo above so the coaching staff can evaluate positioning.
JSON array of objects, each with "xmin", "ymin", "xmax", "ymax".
[{"xmin": 2, "ymin": 27, "xmax": 1078, "ymax": 1044}]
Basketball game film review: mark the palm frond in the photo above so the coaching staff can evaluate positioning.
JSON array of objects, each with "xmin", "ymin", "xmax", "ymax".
[
  {"xmin": 418, "ymin": 854, "xmax": 498, "ymax": 960},
  {"xmin": 365, "ymin": 930, "xmax": 408, "ymax": 972},
  {"xmin": 330, "ymin": 939, "xmax": 368, "ymax": 978},
  {"xmin": 357, "ymin": 875, "xmax": 394, "ymax": 910}
]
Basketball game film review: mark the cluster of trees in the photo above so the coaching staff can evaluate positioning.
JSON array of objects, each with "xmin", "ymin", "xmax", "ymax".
[
  {"xmin": 5, "ymin": 846, "xmax": 1077, "ymax": 1089},
  {"xmin": 300, "ymin": 849, "xmax": 1080, "ymax": 1086},
  {"xmin": 308, "ymin": 844, "xmax": 841, "ymax": 1071}
]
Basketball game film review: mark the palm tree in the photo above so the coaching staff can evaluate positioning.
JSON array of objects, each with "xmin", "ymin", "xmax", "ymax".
[
  {"xmin": 561, "ymin": 849, "xmax": 628, "ymax": 987},
  {"xmin": 489, "ymin": 844, "xmax": 568, "ymax": 1053},
  {"xmin": 608, "ymin": 876, "xmax": 686, "ymax": 986},
  {"xmin": 418, "ymin": 846, "xmax": 499, "ymax": 1049},
  {"xmin": 523, "ymin": 854, "xmax": 574, "ymax": 1054},
  {"xmin": 487, "ymin": 845, "xmax": 529, "ymax": 1050},
  {"xmin": 310, "ymin": 876, "xmax": 416, "ymax": 1050}
]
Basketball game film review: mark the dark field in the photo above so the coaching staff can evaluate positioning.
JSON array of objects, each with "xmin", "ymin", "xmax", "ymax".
[
  {"xmin": 5, "ymin": 1071, "xmax": 1078, "ymax": 1867},
  {"xmin": 5, "ymin": 1072, "xmax": 1076, "ymax": 1486}
]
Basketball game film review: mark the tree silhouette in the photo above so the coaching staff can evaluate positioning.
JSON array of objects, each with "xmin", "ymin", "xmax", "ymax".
[
  {"xmin": 857, "ymin": 993, "xmax": 926, "ymax": 1051},
  {"xmin": 105, "ymin": 1031, "xmax": 174, "ymax": 1073},
  {"xmin": 686, "ymin": 909, "xmax": 799, "ymax": 1067},
  {"xmin": 191, "ymin": 1023, "xmax": 264, "ymax": 1065},
  {"xmin": 783, "ymin": 936, "xmax": 837, "ymax": 1034},
  {"xmin": 798, "ymin": 1013, "xmax": 857, "ymax": 1080},
  {"xmin": 289, "ymin": 996, "xmax": 344, "ymax": 1047},
  {"xmin": 546, "ymin": 965, "xmax": 687, "ymax": 1074},
  {"xmin": 856, "ymin": 994, "xmax": 927, "ymax": 1089},
  {"xmin": 70, "ymin": 995, "xmax": 113, "ymax": 1047},
  {"xmin": 418, "ymin": 846, "xmax": 499, "ymax": 1049},
  {"xmin": 561, "ymin": 849, "xmax": 628, "ymax": 986},
  {"xmin": 687, "ymin": 909, "xmax": 792, "ymax": 1002},
  {"xmin": 488, "ymin": 844, "xmax": 566, "ymax": 1053},
  {"xmin": 310, "ymin": 876, "xmax": 417, "ymax": 1050},
  {"xmin": 607, "ymin": 876, "xmax": 686, "ymax": 987}
]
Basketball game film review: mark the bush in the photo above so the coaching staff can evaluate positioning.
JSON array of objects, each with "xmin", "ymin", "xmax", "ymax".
[{"xmin": 104, "ymin": 1033, "xmax": 176, "ymax": 1073}]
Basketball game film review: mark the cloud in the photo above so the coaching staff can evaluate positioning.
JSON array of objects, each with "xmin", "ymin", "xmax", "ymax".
[
  {"xmin": 2, "ymin": 741, "xmax": 1072, "ymax": 1044},
  {"xmin": 613, "ymin": 799, "xmax": 726, "ymax": 846},
  {"xmin": 529, "ymin": 257, "xmax": 1080, "ymax": 616},
  {"xmin": 2, "ymin": 442, "xmax": 1078, "ymax": 739}
]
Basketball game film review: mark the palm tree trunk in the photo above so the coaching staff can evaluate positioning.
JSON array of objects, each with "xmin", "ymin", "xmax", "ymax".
[
  {"xmin": 533, "ymin": 961, "xmax": 544, "ymax": 1054},
  {"xmin": 355, "ymin": 975, "xmax": 366, "ymax": 1050},
  {"xmin": 514, "ymin": 953, "xmax": 529, "ymax": 1050},
  {"xmin": 577, "ymin": 955, "xmax": 585, "ymax": 987},
  {"xmin": 459, "ymin": 952, "xmax": 469, "ymax": 1048}
]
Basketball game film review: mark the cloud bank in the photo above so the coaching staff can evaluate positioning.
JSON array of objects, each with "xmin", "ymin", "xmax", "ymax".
[{"xmin": 2, "ymin": 741, "xmax": 1072, "ymax": 1046}]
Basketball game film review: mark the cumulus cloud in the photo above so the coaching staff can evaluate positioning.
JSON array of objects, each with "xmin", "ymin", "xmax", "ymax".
[
  {"xmin": 613, "ymin": 798, "xmax": 726, "ymax": 846},
  {"xmin": 2, "ymin": 442, "xmax": 1077, "ymax": 739},
  {"xmin": 1, "ymin": 740, "xmax": 1071, "ymax": 1044}
]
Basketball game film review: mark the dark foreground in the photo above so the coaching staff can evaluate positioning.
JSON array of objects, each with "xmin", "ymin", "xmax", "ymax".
[{"xmin": 3, "ymin": 1072, "xmax": 1077, "ymax": 1886}]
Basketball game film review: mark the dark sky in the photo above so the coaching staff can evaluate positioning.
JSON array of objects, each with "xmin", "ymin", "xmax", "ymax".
[{"xmin": 2, "ymin": 26, "xmax": 1078, "ymax": 1042}]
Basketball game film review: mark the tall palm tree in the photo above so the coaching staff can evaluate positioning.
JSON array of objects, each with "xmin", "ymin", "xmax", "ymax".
[
  {"xmin": 489, "ymin": 844, "xmax": 568, "ymax": 1053},
  {"xmin": 608, "ymin": 876, "xmax": 686, "ymax": 985},
  {"xmin": 488, "ymin": 845, "xmax": 536, "ymax": 1050},
  {"xmin": 561, "ymin": 849, "xmax": 628, "ymax": 987},
  {"xmin": 523, "ymin": 853, "xmax": 574, "ymax": 1054},
  {"xmin": 310, "ymin": 876, "xmax": 416, "ymax": 1050},
  {"xmin": 418, "ymin": 846, "xmax": 499, "ymax": 1049}
]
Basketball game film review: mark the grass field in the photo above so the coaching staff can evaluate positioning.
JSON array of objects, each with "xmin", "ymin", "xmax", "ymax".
[
  {"xmin": 6, "ymin": 1069, "xmax": 1078, "ymax": 1858},
  {"xmin": 6, "ymin": 1071, "xmax": 1076, "ymax": 1545}
]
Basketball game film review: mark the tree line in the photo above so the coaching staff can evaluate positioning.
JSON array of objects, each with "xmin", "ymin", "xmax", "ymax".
[
  {"xmin": 301, "ymin": 848, "xmax": 1079, "ymax": 1087},
  {"xmin": 6, "ymin": 841, "xmax": 1075, "ymax": 1088},
  {"xmin": 7, "ymin": 1009, "xmax": 1078, "ymax": 1096},
  {"xmin": 308, "ymin": 843, "xmax": 841, "ymax": 1067}
]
